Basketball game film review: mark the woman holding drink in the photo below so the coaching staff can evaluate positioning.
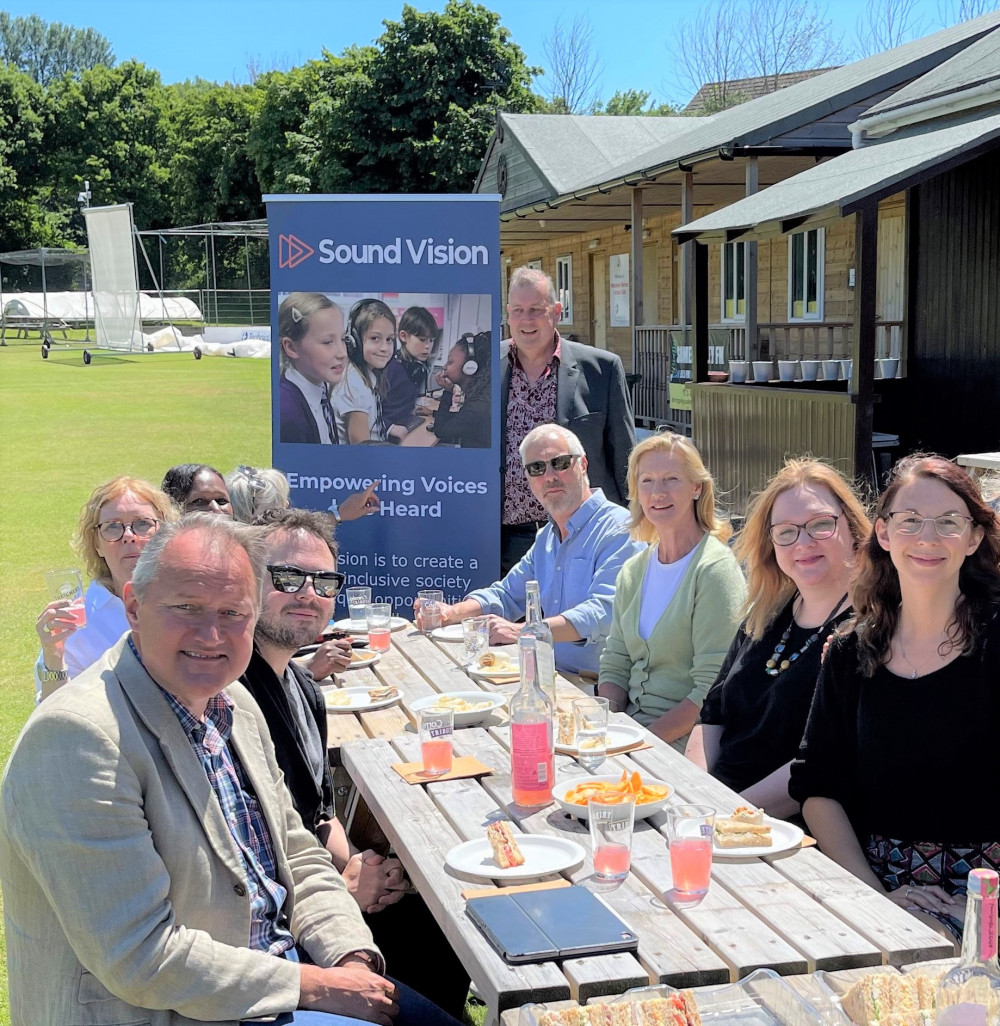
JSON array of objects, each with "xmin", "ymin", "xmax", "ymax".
[
  {"xmin": 34, "ymin": 476, "xmax": 176, "ymax": 700},
  {"xmin": 598, "ymin": 433, "xmax": 746, "ymax": 750},
  {"xmin": 790, "ymin": 455, "xmax": 1000, "ymax": 943}
]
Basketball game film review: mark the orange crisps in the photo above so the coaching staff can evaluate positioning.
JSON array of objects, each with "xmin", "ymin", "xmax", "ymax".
[{"xmin": 563, "ymin": 770, "xmax": 669, "ymax": 807}]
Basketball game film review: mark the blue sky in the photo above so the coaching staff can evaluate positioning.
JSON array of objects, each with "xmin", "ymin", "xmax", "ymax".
[{"xmin": 10, "ymin": 0, "xmax": 924, "ymax": 104}]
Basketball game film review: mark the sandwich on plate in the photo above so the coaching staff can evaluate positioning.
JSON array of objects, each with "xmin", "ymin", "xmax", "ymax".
[
  {"xmin": 485, "ymin": 819, "xmax": 525, "ymax": 868},
  {"xmin": 713, "ymin": 805, "xmax": 772, "ymax": 848}
]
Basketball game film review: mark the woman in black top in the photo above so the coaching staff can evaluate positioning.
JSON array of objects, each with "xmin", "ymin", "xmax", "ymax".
[
  {"xmin": 789, "ymin": 455, "xmax": 1000, "ymax": 943},
  {"xmin": 689, "ymin": 459, "xmax": 870, "ymax": 817}
]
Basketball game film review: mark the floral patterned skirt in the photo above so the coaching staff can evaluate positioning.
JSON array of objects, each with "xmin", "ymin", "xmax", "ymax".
[{"xmin": 864, "ymin": 836, "xmax": 1000, "ymax": 941}]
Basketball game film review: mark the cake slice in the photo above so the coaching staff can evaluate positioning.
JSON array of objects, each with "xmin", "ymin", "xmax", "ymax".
[
  {"xmin": 486, "ymin": 820, "xmax": 525, "ymax": 868},
  {"xmin": 713, "ymin": 805, "xmax": 772, "ymax": 848}
]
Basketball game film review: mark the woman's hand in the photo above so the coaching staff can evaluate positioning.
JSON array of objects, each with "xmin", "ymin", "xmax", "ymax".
[
  {"xmin": 35, "ymin": 600, "xmax": 81, "ymax": 670},
  {"xmin": 597, "ymin": 681, "xmax": 628, "ymax": 713},
  {"xmin": 889, "ymin": 883, "xmax": 964, "ymax": 920}
]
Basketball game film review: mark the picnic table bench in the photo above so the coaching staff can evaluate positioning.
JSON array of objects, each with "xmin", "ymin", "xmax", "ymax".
[{"xmin": 328, "ymin": 625, "xmax": 952, "ymax": 1026}]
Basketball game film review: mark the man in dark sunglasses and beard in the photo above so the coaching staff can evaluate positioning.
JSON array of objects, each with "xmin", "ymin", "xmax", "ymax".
[{"xmin": 241, "ymin": 508, "xmax": 470, "ymax": 1019}]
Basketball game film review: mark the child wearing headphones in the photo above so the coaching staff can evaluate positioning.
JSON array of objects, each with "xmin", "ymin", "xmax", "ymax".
[
  {"xmin": 429, "ymin": 331, "xmax": 492, "ymax": 448},
  {"xmin": 277, "ymin": 292, "xmax": 348, "ymax": 444},
  {"xmin": 332, "ymin": 298, "xmax": 411, "ymax": 443},
  {"xmin": 381, "ymin": 305, "xmax": 439, "ymax": 432}
]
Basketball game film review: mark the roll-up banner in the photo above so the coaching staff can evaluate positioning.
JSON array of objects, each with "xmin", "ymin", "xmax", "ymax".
[{"xmin": 265, "ymin": 194, "xmax": 502, "ymax": 618}]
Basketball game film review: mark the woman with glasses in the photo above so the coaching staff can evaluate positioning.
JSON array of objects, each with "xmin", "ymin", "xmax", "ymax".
[
  {"xmin": 34, "ymin": 476, "xmax": 177, "ymax": 700},
  {"xmin": 687, "ymin": 459, "xmax": 870, "ymax": 816},
  {"xmin": 598, "ymin": 432, "xmax": 746, "ymax": 750},
  {"xmin": 790, "ymin": 455, "xmax": 1000, "ymax": 943},
  {"xmin": 161, "ymin": 463, "xmax": 232, "ymax": 516},
  {"xmin": 226, "ymin": 465, "xmax": 291, "ymax": 523}
]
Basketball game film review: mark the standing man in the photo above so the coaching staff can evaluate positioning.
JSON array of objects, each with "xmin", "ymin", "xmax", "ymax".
[
  {"xmin": 501, "ymin": 265, "xmax": 636, "ymax": 573},
  {"xmin": 428, "ymin": 425, "xmax": 642, "ymax": 675},
  {"xmin": 242, "ymin": 508, "xmax": 470, "ymax": 1019},
  {"xmin": 0, "ymin": 514, "xmax": 458, "ymax": 1026}
]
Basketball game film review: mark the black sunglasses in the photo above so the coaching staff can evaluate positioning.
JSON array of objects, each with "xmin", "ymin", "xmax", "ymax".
[
  {"xmin": 266, "ymin": 564, "xmax": 345, "ymax": 599},
  {"xmin": 524, "ymin": 454, "xmax": 580, "ymax": 477}
]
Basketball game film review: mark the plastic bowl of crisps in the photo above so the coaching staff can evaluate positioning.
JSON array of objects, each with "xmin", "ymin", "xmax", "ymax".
[
  {"xmin": 409, "ymin": 691, "xmax": 507, "ymax": 727},
  {"xmin": 554, "ymin": 769, "xmax": 673, "ymax": 821}
]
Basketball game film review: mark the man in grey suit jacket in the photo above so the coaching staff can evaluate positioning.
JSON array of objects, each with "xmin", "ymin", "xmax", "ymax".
[
  {"xmin": 0, "ymin": 515, "xmax": 458, "ymax": 1026},
  {"xmin": 501, "ymin": 266, "xmax": 635, "ymax": 573}
]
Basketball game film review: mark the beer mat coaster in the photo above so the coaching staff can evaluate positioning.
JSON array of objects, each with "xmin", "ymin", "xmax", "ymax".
[
  {"xmin": 801, "ymin": 834, "xmax": 817, "ymax": 848},
  {"xmin": 461, "ymin": 879, "xmax": 571, "ymax": 901},
  {"xmin": 391, "ymin": 755, "xmax": 494, "ymax": 785}
]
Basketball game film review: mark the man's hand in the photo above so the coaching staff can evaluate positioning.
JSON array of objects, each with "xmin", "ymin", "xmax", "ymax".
[
  {"xmin": 299, "ymin": 963, "xmax": 398, "ymax": 1025},
  {"xmin": 486, "ymin": 615, "xmax": 521, "ymax": 646},
  {"xmin": 308, "ymin": 638, "xmax": 353, "ymax": 680},
  {"xmin": 341, "ymin": 850, "xmax": 408, "ymax": 914},
  {"xmin": 339, "ymin": 482, "xmax": 380, "ymax": 523}
]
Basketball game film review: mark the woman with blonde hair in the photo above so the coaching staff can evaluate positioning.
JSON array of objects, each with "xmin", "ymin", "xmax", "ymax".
[
  {"xmin": 598, "ymin": 432, "xmax": 746, "ymax": 749},
  {"xmin": 34, "ymin": 476, "xmax": 177, "ymax": 700},
  {"xmin": 688, "ymin": 458, "xmax": 870, "ymax": 816},
  {"xmin": 225, "ymin": 465, "xmax": 291, "ymax": 523}
]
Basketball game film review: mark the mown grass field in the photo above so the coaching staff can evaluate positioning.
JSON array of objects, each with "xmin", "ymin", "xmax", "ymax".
[{"xmin": 0, "ymin": 338, "xmax": 272, "ymax": 1023}]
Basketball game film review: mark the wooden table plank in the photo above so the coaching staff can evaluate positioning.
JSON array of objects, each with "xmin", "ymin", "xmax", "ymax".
[{"xmin": 341, "ymin": 737, "xmax": 572, "ymax": 1017}]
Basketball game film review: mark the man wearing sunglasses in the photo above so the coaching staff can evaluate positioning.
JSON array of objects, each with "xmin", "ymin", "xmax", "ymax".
[
  {"xmin": 240, "ymin": 509, "xmax": 470, "ymax": 1020},
  {"xmin": 428, "ymin": 425, "xmax": 642, "ymax": 675}
]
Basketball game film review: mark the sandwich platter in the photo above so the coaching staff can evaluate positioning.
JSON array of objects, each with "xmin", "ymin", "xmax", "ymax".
[
  {"xmin": 554, "ymin": 722, "xmax": 645, "ymax": 756},
  {"xmin": 430, "ymin": 624, "xmax": 465, "ymax": 642},
  {"xmin": 331, "ymin": 617, "xmax": 409, "ymax": 634},
  {"xmin": 408, "ymin": 692, "xmax": 507, "ymax": 727},
  {"xmin": 712, "ymin": 815, "xmax": 803, "ymax": 858},
  {"xmin": 322, "ymin": 685, "xmax": 401, "ymax": 712},
  {"xmin": 445, "ymin": 835, "xmax": 585, "ymax": 881}
]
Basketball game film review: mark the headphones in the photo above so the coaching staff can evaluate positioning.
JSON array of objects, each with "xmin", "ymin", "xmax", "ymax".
[
  {"xmin": 459, "ymin": 333, "xmax": 479, "ymax": 376},
  {"xmin": 346, "ymin": 298, "xmax": 400, "ymax": 362}
]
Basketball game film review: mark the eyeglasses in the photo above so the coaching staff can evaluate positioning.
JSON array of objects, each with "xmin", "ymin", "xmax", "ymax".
[
  {"xmin": 95, "ymin": 518, "xmax": 160, "ymax": 542},
  {"xmin": 769, "ymin": 514, "xmax": 840, "ymax": 547},
  {"xmin": 266, "ymin": 564, "xmax": 345, "ymax": 599},
  {"xmin": 524, "ymin": 454, "xmax": 580, "ymax": 477},
  {"xmin": 884, "ymin": 511, "xmax": 974, "ymax": 537}
]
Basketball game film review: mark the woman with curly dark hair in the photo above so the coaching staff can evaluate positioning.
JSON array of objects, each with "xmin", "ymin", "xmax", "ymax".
[{"xmin": 790, "ymin": 454, "xmax": 1000, "ymax": 945}]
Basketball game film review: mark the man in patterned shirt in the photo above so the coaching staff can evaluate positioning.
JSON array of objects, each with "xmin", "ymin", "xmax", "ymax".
[
  {"xmin": 0, "ymin": 515, "xmax": 459, "ymax": 1026},
  {"xmin": 501, "ymin": 266, "xmax": 635, "ymax": 573}
]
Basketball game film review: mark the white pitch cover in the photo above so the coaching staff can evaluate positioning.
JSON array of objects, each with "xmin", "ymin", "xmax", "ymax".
[{"xmin": 83, "ymin": 203, "xmax": 141, "ymax": 351}]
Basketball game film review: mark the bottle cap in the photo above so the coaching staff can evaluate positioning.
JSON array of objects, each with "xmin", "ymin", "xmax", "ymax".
[{"xmin": 969, "ymin": 868, "xmax": 999, "ymax": 897}]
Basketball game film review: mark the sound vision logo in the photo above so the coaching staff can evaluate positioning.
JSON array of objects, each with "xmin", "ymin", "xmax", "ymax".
[{"xmin": 278, "ymin": 234, "xmax": 315, "ymax": 269}]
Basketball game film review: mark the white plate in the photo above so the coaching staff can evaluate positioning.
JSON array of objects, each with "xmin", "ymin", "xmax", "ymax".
[
  {"xmin": 555, "ymin": 722, "xmax": 646, "ymax": 756},
  {"xmin": 445, "ymin": 834, "xmax": 586, "ymax": 881},
  {"xmin": 331, "ymin": 617, "xmax": 409, "ymax": 634},
  {"xmin": 467, "ymin": 662, "xmax": 519, "ymax": 681},
  {"xmin": 430, "ymin": 624, "xmax": 465, "ymax": 642},
  {"xmin": 713, "ymin": 815, "xmax": 804, "ymax": 858},
  {"xmin": 553, "ymin": 773, "xmax": 673, "ymax": 821},
  {"xmin": 323, "ymin": 685, "xmax": 400, "ymax": 712},
  {"xmin": 409, "ymin": 691, "xmax": 507, "ymax": 727},
  {"xmin": 338, "ymin": 649, "xmax": 381, "ymax": 670}
]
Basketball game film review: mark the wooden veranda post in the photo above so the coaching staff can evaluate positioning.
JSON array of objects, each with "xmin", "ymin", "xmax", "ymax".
[
  {"xmin": 681, "ymin": 172, "xmax": 694, "ymax": 329},
  {"xmin": 693, "ymin": 242, "xmax": 709, "ymax": 384},
  {"xmin": 853, "ymin": 203, "xmax": 878, "ymax": 487},
  {"xmin": 745, "ymin": 158, "xmax": 759, "ymax": 361},
  {"xmin": 631, "ymin": 187, "xmax": 644, "ymax": 375}
]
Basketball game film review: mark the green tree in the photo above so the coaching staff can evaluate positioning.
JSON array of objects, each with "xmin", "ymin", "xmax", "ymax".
[
  {"xmin": 0, "ymin": 12, "xmax": 114, "ymax": 85},
  {"xmin": 305, "ymin": 1, "xmax": 539, "ymax": 193},
  {"xmin": 43, "ymin": 60, "xmax": 173, "ymax": 241},
  {"xmin": 594, "ymin": 89, "xmax": 681, "ymax": 116}
]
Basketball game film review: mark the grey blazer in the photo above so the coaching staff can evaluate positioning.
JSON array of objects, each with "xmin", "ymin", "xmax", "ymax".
[
  {"xmin": 0, "ymin": 637, "xmax": 378, "ymax": 1026},
  {"xmin": 500, "ymin": 337, "xmax": 635, "ymax": 508}
]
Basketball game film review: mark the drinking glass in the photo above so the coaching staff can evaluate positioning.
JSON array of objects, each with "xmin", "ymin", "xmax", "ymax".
[
  {"xmin": 589, "ymin": 793, "xmax": 635, "ymax": 880},
  {"xmin": 346, "ymin": 587, "xmax": 371, "ymax": 629},
  {"xmin": 572, "ymin": 696, "xmax": 609, "ymax": 770},
  {"xmin": 415, "ymin": 589, "xmax": 444, "ymax": 632},
  {"xmin": 418, "ymin": 707, "xmax": 454, "ymax": 776},
  {"xmin": 44, "ymin": 569, "xmax": 87, "ymax": 627},
  {"xmin": 366, "ymin": 602, "xmax": 392, "ymax": 653},
  {"xmin": 461, "ymin": 615, "xmax": 490, "ymax": 667},
  {"xmin": 666, "ymin": 805, "xmax": 715, "ymax": 897}
]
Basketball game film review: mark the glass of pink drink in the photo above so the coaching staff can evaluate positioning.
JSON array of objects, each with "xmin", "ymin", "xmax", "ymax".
[
  {"xmin": 589, "ymin": 794, "xmax": 636, "ymax": 881},
  {"xmin": 44, "ymin": 569, "xmax": 87, "ymax": 628},
  {"xmin": 366, "ymin": 603, "xmax": 392, "ymax": 653},
  {"xmin": 666, "ymin": 805, "xmax": 715, "ymax": 897},
  {"xmin": 418, "ymin": 708, "xmax": 454, "ymax": 777}
]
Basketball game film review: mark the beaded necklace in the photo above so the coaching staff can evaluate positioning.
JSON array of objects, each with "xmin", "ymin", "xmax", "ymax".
[{"xmin": 765, "ymin": 592, "xmax": 849, "ymax": 676}]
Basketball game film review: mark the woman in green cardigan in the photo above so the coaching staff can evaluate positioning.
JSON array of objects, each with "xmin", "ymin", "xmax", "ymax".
[{"xmin": 598, "ymin": 432, "xmax": 746, "ymax": 750}]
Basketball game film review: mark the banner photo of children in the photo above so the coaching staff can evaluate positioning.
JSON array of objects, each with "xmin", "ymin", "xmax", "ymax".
[
  {"xmin": 278, "ymin": 291, "xmax": 491, "ymax": 449},
  {"xmin": 266, "ymin": 193, "xmax": 502, "ymax": 602}
]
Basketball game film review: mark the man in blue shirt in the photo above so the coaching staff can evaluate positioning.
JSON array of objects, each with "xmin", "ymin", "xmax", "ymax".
[{"xmin": 429, "ymin": 425, "xmax": 642, "ymax": 675}]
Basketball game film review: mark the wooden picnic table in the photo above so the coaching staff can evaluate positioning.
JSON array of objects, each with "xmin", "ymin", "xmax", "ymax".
[{"xmin": 333, "ymin": 627, "xmax": 953, "ymax": 1026}]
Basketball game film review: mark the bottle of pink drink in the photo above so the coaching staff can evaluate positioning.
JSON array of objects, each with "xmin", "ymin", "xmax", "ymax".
[{"xmin": 510, "ymin": 636, "xmax": 554, "ymax": 807}]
